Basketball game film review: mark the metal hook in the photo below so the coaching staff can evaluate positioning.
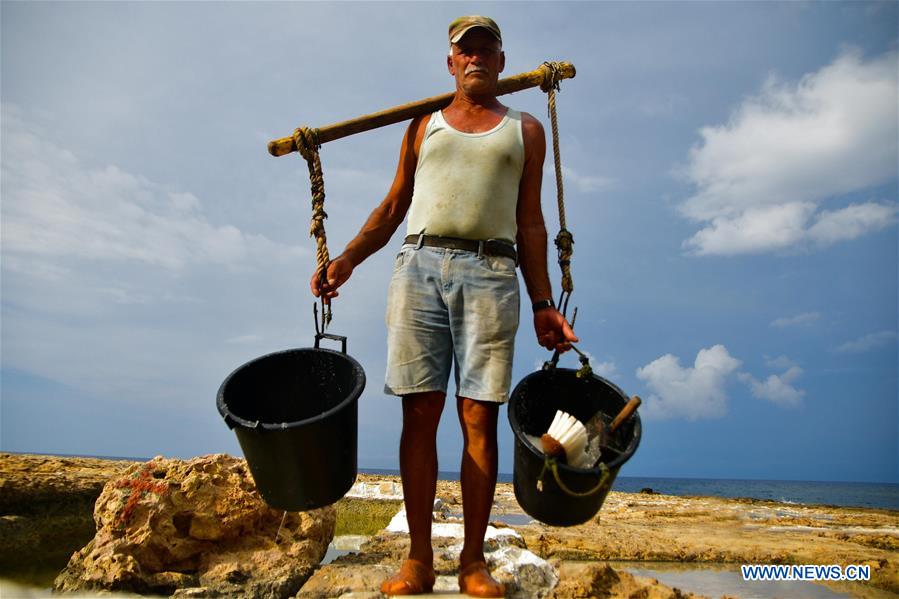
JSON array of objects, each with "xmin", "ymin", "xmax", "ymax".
[
  {"xmin": 314, "ymin": 294, "xmax": 332, "ymax": 335},
  {"xmin": 314, "ymin": 301, "xmax": 330, "ymax": 336}
]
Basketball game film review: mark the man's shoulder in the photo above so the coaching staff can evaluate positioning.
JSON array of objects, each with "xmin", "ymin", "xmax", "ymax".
[
  {"xmin": 404, "ymin": 113, "xmax": 434, "ymax": 153},
  {"xmin": 510, "ymin": 109, "xmax": 542, "ymax": 127},
  {"xmin": 409, "ymin": 112, "xmax": 433, "ymax": 130},
  {"xmin": 515, "ymin": 111, "xmax": 545, "ymax": 139}
]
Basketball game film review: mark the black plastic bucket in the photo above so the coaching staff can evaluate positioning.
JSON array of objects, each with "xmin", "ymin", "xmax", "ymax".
[
  {"xmin": 508, "ymin": 367, "xmax": 641, "ymax": 527},
  {"xmin": 216, "ymin": 337, "xmax": 365, "ymax": 511}
]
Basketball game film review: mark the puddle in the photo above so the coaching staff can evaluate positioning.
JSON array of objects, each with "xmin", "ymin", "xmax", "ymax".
[
  {"xmin": 612, "ymin": 561, "xmax": 857, "ymax": 599},
  {"xmin": 0, "ymin": 561, "xmax": 63, "ymax": 592},
  {"xmin": 447, "ymin": 511, "xmax": 536, "ymax": 527},
  {"xmin": 491, "ymin": 513, "xmax": 536, "ymax": 526},
  {"xmin": 321, "ymin": 545, "xmax": 352, "ymax": 565},
  {"xmin": 322, "ymin": 534, "xmax": 369, "ymax": 565}
]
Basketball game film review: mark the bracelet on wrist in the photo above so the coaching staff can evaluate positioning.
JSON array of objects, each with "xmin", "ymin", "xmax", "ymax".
[{"xmin": 532, "ymin": 298, "xmax": 555, "ymax": 313}]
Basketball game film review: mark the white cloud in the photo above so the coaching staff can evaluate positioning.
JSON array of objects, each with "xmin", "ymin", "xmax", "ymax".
[
  {"xmin": 679, "ymin": 49, "xmax": 898, "ymax": 255},
  {"xmin": 807, "ymin": 202, "xmax": 898, "ymax": 245},
  {"xmin": 833, "ymin": 330, "xmax": 897, "ymax": 354},
  {"xmin": 1, "ymin": 103, "xmax": 305, "ymax": 272},
  {"xmin": 580, "ymin": 351, "xmax": 618, "ymax": 379},
  {"xmin": 739, "ymin": 365, "xmax": 805, "ymax": 407},
  {"xmin": 770, "ymin": 312, "xmax": 821, "ymax": 328},
  {"xmin": 0, "ymin": 104, "xmax": 313, "ymax": 400},
  {"xmin": 548, "ymin": 164, "xmax": 615, "ymax": 193},
  {"xmin": 764, "ymin": 354, "xmax": 798, "ymax": 370},
  {"xmin": 685, "ymin": 202, "xmax": 816, "ymax": 255},
  {"xmin": 591, "ymin": 360, "xmax": 619, "ymax": 380},
  {"xmin": 636, "ymin": 345, "xmax": 742, "ymax": 420},
  {"xmin": 530, "ymin": 352, "xmax": 617, "ymax": 380}
]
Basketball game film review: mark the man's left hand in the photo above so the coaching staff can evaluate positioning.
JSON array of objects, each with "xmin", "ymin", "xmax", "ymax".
[{"xmin": 534, "ymin": 308, "xmax": 579, "ymax": 352}]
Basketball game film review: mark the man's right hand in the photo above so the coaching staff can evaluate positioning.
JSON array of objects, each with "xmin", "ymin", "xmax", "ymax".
[
  {"xmin": 534, "ymin": 307, "xmax": 579, "ymax": 353},
  {"xmin": 310, "ymin": 255, "xmax": 354, "ymax": 304}
]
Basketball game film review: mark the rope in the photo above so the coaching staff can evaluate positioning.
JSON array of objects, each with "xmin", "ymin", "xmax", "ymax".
[
  {"xmin": 540, "ymin": 62, "xmax": 574, "ymax": 316},
  {"xmin": 293, "ymin": 126, "xmax": 332, "ymax": 327},
  {"xmin": 536, "ymin": 456, "xmax": 610, "ymax": 498}
]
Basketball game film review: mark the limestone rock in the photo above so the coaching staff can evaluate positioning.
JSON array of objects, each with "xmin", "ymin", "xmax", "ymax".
[
  {"xmin": 489, "ymin": 545, "xmax": 559, "ymax": 598},
  {"xmin": 295, "ymin": 559, "xmax": 396, "ymax": 599},
  {"xmin": 54, "ymin": 454, "xmax": 336, "ymax": 598},
  {"xmin": 548, "ymin": 562, "xmax": 700, "ymax": 599}
]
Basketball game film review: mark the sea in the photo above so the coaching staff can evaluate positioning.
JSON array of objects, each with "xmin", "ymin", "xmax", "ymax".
[
  {"xmin": 6, "ymin": 453, "xmax": 896, "ymax": 511},
  {"xmin": 361, "ymin": 468, "xmax": 899, "ymax": 511}
]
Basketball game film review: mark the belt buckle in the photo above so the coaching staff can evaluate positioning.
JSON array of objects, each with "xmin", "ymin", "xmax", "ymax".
[{"xmin": 415, "ymin": 232, "xmax": 425, "ymax": 250}]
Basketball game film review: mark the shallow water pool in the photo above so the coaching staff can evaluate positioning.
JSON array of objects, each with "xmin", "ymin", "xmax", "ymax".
[{"xmin": 614, "ymin": 561, "xmax": 880, "ymax": 599}]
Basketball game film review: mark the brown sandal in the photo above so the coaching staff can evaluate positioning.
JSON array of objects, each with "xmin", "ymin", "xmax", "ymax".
[
  {"xmin": 458, "ymin": 561, "xmax": 505, "ymax": 598},
  {"xmin": 380, "ymin": 559, "xmax": 436, "ymax": 596}
]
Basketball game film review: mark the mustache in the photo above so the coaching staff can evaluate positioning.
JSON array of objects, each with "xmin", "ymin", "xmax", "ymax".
[{"xmin": 465, "ymin": 65, "xmax": 488, "ymax": 75}]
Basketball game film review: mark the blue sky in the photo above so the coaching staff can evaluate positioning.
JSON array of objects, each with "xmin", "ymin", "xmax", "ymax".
[{"xmin": 2, "ymin": 2, "xmax": 896, "ymax": 483}]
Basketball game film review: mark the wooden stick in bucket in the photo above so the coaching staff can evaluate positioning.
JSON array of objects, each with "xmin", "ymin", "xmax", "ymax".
[
  {"xmin": 609, "ymin": 396, "xmax": 642, "ymax": 433},
  {"xmin": 599, "ymin": 395, "xmax": 642, "ymax": 453}
]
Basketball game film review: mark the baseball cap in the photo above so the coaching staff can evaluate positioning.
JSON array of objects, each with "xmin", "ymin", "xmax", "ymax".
[{"xmin": 448, "ymin": 15, "xmax": 502, "ymax": 44}]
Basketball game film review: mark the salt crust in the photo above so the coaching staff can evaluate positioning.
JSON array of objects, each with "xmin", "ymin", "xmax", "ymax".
[
  {"xmin": 346, "ymin": 481, "xmax": 404, "ymax": 500},
  {"xmin": 385, "ymin": 507, "xmax": 523, "ymax": 541}
]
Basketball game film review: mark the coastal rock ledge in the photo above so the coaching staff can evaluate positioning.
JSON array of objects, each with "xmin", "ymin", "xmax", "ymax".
[{"xmin": 53, "ymin": 454, "xmax": 336, "ymax": 598}]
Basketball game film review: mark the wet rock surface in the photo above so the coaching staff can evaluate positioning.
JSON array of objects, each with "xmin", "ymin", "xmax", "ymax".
[
  {"xmin": 492, "ymin": 483, "xmax": 899, "ymax": 597},
  {"xmin": 52, "ymin": 454, "xmax": 335, "ymax": 598},
  {"xmin": 341, "ymin": 475, "xmax": 898, "ymax": 597},
  {"xmin": 0, "ymin": 452, "xmax": 137, "ymax": 514},
  {"xmin": 3, "ymin": 457, "xmax": 897, "ymax": 598},
  {"xmin": 0, "ymin": 452, "xmax": 137, "ymax": 580},
  {"xmin": 547, "ymin": 561, "xmax": 700, "ymax": 599},
  {"xmin": 298, "ymin": 501, "xmax": 702, "ymax": 599}
]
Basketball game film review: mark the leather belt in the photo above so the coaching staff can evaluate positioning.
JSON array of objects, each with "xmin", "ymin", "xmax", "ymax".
[{"xmin": 403, "ymin": 234, "xmax": 517, "ymax": 263}]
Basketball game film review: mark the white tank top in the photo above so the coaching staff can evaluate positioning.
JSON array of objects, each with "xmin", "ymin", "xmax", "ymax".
[{"xmin": 406, "ymin": 109, "xmax": 524, "ymax": 243}]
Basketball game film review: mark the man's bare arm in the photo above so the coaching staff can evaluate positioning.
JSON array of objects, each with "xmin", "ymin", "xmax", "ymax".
[
  {"xmin": 516, "ymin": 113, "xmax": 552, "ymax": 304},
  {"xmin": 516, "ymin": 112, "xmax": 578, "ymax": 351},
  {"xmin": 311, "ymin": 115, "xmax": 429, "ymax": 301}
]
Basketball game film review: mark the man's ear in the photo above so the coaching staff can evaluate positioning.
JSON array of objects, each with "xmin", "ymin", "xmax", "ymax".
[
  {"xmin": 499, "ymin": 50, "xmax": 506, "ymax": 73},
  {"xmin": 447, "ymin": 51, "xmax": 455, "ymax": 75}
]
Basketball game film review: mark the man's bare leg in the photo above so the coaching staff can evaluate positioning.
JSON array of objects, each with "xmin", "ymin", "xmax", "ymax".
[
  {"xmin": 456, "ymin": 397, "xmax": 505, "ymax": 597},
  {"xmin": 380, "ymin": 391, "xmax": 445, "ymax": 595}
]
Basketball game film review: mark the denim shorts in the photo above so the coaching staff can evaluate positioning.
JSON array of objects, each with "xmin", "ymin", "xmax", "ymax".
[{"xmin": 384, "ymin": 244, "xmax": 520, "ymax": 403}]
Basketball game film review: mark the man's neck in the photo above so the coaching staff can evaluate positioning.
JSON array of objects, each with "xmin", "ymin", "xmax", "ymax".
[
  {"xmin": 448, "ymin": 90, "xmax": 503, "ymax": 114},
  {"xmin": 442, "ymin": 96, "xmax": 508, "ymax": 134}
]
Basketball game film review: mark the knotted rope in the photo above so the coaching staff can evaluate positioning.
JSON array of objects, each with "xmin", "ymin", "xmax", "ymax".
[
  {"xmin": 540, "ymin": 62, "xmax": 575, "ymax": 318},
  {"xmin": 293, "ymin": 126, "xmax": 331, "ymax": 327}
]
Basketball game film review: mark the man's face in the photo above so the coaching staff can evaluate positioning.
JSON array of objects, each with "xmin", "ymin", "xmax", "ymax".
[{"xmin": 447, "ymin": 28, "xmax": 505, "ymax": 96}]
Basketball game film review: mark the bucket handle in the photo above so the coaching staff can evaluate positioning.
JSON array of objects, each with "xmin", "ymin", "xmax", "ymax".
[
  {"xmin": 537, "ymin": 457, "xmax": 610, "ymax": 498},
  {"xmin": 313, "ymin": 302, "xmax": 348, "ymax": 353},
  {"xmin": 540, "ymin": 308, "xmax": 593, "ymax": 378},
  {"xmin": 315, "ymin": 332, "xmax": 348, "ymax": 354}
]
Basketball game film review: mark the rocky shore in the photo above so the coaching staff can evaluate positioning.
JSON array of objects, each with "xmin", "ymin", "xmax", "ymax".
[{"xmin": 1, "ymin": 453, "xmax": 896, "ymax": 598}]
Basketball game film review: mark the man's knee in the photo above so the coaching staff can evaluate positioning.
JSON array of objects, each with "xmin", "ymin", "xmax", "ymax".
[
  {"xmin": 402, "ymin": 391, "xmax": 446, "ymax": 430},
  {"xmin": 457, "ymin": 397, "xmax": 499, "ymax": 440}
]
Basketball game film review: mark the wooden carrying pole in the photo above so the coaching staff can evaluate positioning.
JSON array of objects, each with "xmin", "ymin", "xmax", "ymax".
[{"xmin": 268, "ymin": 61, "xmax": 575, "ymax": 157}]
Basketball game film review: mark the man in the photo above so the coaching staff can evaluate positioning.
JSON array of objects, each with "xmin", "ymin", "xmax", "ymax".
[{"xmin": 311, "ymin": 16, "xmax": 577, "ymax": 597}]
